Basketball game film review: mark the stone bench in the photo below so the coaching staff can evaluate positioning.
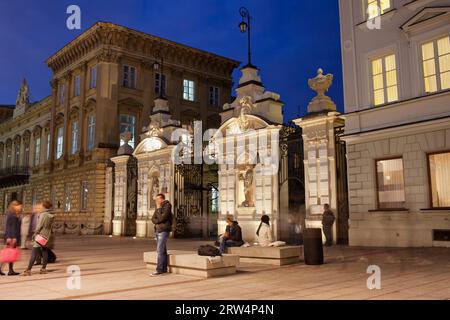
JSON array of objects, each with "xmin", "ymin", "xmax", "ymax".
[
  {"xmin": 143, "ymin": 251, "xmax": 239, "ymax": 278},
  {"xmin": 226, "ymin": 246, "xmax": 303, "ymax": 266}
]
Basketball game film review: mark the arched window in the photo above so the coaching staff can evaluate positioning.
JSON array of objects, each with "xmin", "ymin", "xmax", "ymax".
[{"xmin": 87, "ymin": 114, "xmax": 96, "ymax": 151}]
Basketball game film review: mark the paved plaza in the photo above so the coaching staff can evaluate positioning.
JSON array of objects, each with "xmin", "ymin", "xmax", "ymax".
[{"xmin": 0, "ymin": 235, "xmax": 449, "ymax": 300}]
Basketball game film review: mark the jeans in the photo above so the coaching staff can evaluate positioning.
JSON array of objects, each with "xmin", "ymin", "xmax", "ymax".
[
  {"xmin": 28, "ymin": 246, "xmax": 48, "ymax": 270},
  {"xmin": 220, "ymin": 238, "xmax": 239, "ymax": 253},
  {"xmin": 323, "ymin": 226, "xmax": 333, "ymax": 246},
  {"xmin": 156, "ymin": 231, "xmax": 169, "ymax": 273}
]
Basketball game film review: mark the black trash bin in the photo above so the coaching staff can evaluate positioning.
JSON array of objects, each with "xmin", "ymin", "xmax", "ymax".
[{"xmin": 303, "ymin": 228, "xmax": 324, "ymax": 265}]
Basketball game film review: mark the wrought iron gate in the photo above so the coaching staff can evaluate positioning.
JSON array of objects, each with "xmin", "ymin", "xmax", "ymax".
[
  {"xmin": 173, "ymin": 163, "xmax": 219, "ymax": 238},
  {"xmin": 279, "ymin": 122, "xmax": 305, "ymax": 244},
  {"xmin": 335, "ymin": 125, "xmax": 349, "ymax": 244}
]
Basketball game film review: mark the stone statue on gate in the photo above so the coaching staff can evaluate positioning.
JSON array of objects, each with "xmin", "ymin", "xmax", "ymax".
[
  {"xmin": 239, "ymin": 165, "xmax": 255, "ymax": 207},
  {"xmin": 150, "ymin": 176, "xmax": 159, "ymax": 204}
]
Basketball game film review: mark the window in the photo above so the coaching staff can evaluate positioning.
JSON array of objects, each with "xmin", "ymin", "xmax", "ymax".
[
  {"xmin": 87, "ymin": 115, "xmax": 95, "ymax": 151},
  {"xmin": 211, "ymin": 187, "xmax": 219, "ymax": 213},
  {"xmin": 428, "ymin": 152, "xmax": 450, "ymax": 208},
  {"xmin": 81, "ymin": 181, "xmax": 89, "ymax": 211},
  {"xmin": 50, "ymin": 185, "xmax": 56, "ymax": 209},
  {"xmin": 32, "ymin": 190, "xmax": 38, "ymax": 206},
  {"xmin": 34, "ymin": 137, "xmax": 40, "ymax": 166},
  {"xmin": 71, "ymin": 121, "xmax": 78, "ymax": 155},
  {"xmin": 421, "ymin": 36, "xmax": 450, "ymax": 93},
  {"xmin": 60, "ymin": 84, "xmax": 65, "ymax": 105},
  {"xmin": 119, "ymin": 114, "xmax": 136, "ymax": 148},
  {"xmin": 376, "ymin": 158, "xmax": 406, "ymax": 209},
  {"xmin": 56, "ymin": 127, "xmax": 64, "ymax": 159},
  {"xmin": 366, "ymin": 0, "xmax": 391, "ymax": 19},
  {"xmin": 74, "ymin": 75, "xmax": 81, "ymax": 97},
  {"xmin": 23, "ymin": 142, "xmax": 30, "ymax": 167},
  {"xmin": 90, "ymin": 65, "xmax": 97, "ymax": 89},
  {"xmin": 64, "ymin": 184, "xmax": 71, "ymax": 213},
  {"xmin": 183, "ymin": 79, "xmax": 195, "ymax": 101},
  {"xmin": 46, "ymin": 133, "xmax": 50, "ymax": 161},
  {"xmin": 209, "ymin": 86, "xmax": 220, "ymax": 107},
  {"xmin": 155, "ymin": 73, "xmax": 166, "ymax": 96},
  {"xmin": 123, "ymin": 65, "xmax": 137, "ymax": 89},
  {"xmin": 14, "ymin": 142, "xmax": 20, "ymax": 166},
  {"xmin": 371, "ymin": 54, "xmax": 398, "ymax": 106}
]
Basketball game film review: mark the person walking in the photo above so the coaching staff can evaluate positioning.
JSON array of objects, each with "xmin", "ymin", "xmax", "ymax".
[
  {"xmin": 22, "ymin": 200, "xmax": 55, "ymax": 276},
  {"xmin": 20, "ymin": 211, "xmax": 32, "ymax": 250},
  {"xmin": 1, "ymin": 200, "xmax": 22, "ymax": 276},
  {"xmin": 256, "ymin": 215, "xmax": 273, "ymax": 247},
  {"xmin": 150, "ymin": 194, "xmax": 173, "ymax": 277},
  {"xmin": 322, "ymin": 204, "xmax": 336, "ymax": 247}
]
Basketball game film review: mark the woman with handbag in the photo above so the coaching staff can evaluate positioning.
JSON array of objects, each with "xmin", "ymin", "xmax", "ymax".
[
  {"xmin": 0, "ymin": 200, "xmax": 22, "ymax": 276},
  {"xmin": 22, "ymin": 200, "xmax": 54, "ymax": 276}
]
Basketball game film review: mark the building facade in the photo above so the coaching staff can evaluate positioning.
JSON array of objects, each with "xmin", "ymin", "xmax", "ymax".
[
  {"xmin": 339, "ymin": 0, "xmax": 450, "ymax": 247},
  {"xmin": 0, "ymin": 22, "xmax": 238, "ymax": 235}
]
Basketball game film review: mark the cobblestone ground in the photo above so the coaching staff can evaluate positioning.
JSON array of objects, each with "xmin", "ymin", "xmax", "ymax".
[{"xmin": 0, "ymin": 235, "xmax": 449, "ymax": 300}]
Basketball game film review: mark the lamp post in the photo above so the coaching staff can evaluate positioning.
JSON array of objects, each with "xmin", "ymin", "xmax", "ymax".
[
  {"xmin": 239, "ymin": 6, "xmax": 254, "ymax": 68},
  {"xmin": 153, "ymin": 50, "xmax": 165, "ymax": 99}
]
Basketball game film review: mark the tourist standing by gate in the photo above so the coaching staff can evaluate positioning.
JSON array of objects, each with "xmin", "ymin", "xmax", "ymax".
[
  {"xmin": 150, "ymin": 194, "xmax": 173, "ymax": 276},
  {"xmin": 322, "ymin": 204, "xmax": 335, "ymax": 247}
]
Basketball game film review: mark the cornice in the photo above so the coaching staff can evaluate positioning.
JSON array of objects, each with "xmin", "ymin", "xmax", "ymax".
[{"xmin": 46, "ymin": 22, "xmax": 240, "ymax": 76}]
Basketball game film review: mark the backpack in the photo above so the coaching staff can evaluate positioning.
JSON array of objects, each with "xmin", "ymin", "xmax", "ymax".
[{"xmin": 198, "ymin": 245, "xmax": 222, "ymax": 257}]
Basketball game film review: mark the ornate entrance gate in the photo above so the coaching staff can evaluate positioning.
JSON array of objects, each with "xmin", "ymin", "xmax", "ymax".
[
  {"xmin": 335, "ymin": 125, "xmax": 349, "ymax": 244},
  {"xmin": 173, "ymin": 163, "xmax": 218, "ymax": 238},
  {"xmin": 279, "ymin": 123, "xmax": 305, "ymax": 244}
]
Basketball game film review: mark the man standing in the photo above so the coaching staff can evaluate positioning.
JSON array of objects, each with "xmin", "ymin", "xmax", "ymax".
[
  {"xmin": 322, "ymin": 204, "xmax": 335, "ymax": 247},
  {"xmin": 150, "ymin": 194, "xmax": 173, "ymax": 276}
]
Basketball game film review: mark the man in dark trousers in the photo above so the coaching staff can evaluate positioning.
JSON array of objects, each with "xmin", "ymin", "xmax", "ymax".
[
  {"xmin": 322, "ymin": 204, "xmax": 336, "ymax": 247},
  {"xmin": 150, "ymin": 193, "xmax": 173, "ymax": 276}
]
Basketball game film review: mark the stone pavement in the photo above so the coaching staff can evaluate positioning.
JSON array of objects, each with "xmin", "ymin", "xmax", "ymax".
[{"xmin": 0, "ymin": 235, "xmax": 449, "ymax": 300}]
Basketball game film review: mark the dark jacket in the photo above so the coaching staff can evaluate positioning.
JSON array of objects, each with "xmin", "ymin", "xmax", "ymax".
[
  {"xmin": 151, "ymin": 200, "xmax": 173, "ymax": 233},
  {"xmin": 4, "ymin": 211, "xmax": 20, "ymax": 241},
  {"xmin": 225, "ymin": 221, "xmax": 244, "ymax": 246},
  {"xmin": 322, "ymin": 209, "xmax": 336, "ymax": 228}
]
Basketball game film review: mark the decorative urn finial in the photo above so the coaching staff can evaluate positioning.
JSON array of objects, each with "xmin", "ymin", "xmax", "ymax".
[{"xmin": 307, "ymin": 68, "xmax": 336, "ymax": 114}]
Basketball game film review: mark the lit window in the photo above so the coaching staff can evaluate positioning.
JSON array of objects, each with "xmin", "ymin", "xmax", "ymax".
[
  {"xmin": 119, "ymin": 114, "xmax": 136, "ymax": 148},
  {"xmin": 74, "ymin": 75, "xmax": 81, "ymax": 97},
  {"xmin": 123, "ymin": 65, "xmax": 137, "ymax": 89},
  {"xmin": 209, "ymin": 86, "xmax": 220, "ymax": 107},
  {"xmin": 366, "ymin": 0, "xmax": 391, "ymax": 20},
  {"xmin": 376, "ymin": 158, "xmax": 406, "ymax": 209},
  {"xmin": 56, "ymin": 127, "xmax": 64, "ymax": 159},
  {"xmin": 87, "ymin": 115, "xmax": 96, "ymax": 151},
  {"xmin": 60, "ymin": 84, "xmax": 65, "ymax": 105},
  {"xmin": 155, "ymin": 73, "xmax": 166, "ymax": 96},
  {"xmin": 81, "ymin": 181, "xmax": 89, "ymax": 211},
  {"xmin": 23, "ymin": 142, "xmax": 30, "ymax": 167},
  {"xmin": 90, "ymin": 65, "xmax": 97, "ymax": 89},
  {"xmin": 71, "ymin": 121, "xmax": 78, "ymax": 155},
  {"xmin": 46, "ymin": 134, "xmax": 50, "ymax": 160},
  {"xmin": 429, "ymin": 152, "xmax": 450, "ymax": 208},
  {"xmin": 371, "ymin": 54, "xmax": 398, "ymax": 106},
  {"xmin": 183, "ymin": 79, "xmax": 195, "ymax": 101},
  {"xmin": 34, "ymin": 136, "xmax": 41, "ymax": 166},
  {"xmin": 14, "ymin": 142, "xmax": 20, "ymax": 166},
  {"xmin": 421, "ymin": 36, "xmax": 450, "ymax": 93}
]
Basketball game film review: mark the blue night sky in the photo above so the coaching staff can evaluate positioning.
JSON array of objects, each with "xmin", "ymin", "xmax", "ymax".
[{"xmin": 0, "ymin": 0, "xmax": 343, "ymax": 121}]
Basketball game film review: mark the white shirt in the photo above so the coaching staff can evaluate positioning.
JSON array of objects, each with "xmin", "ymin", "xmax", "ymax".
[{"xmin": 257, "ymin": 223, "xmax": 273, "ymax": 247}]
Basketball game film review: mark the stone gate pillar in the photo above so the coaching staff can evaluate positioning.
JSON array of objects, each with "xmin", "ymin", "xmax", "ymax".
[
  {"xmin": 111, "ymin": 131, "xmax": 135, "ymax": 236},
  {"xmin": 294, "ymin": 69, "xmax": 342, "ymax": 244}
]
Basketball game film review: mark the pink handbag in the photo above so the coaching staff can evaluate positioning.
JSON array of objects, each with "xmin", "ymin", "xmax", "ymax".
[
  {"xmin": 0, "ymin": 247, "xmax": 21, "ymax": 263},
  {"xmin": 35, "ymin": 234, "xmax": 48, "ymax": 247}
]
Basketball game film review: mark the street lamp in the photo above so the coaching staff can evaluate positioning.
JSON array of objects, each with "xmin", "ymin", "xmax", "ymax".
[
  {"xmin": 239, "ymin": 6, "xmax": 254, "ymax": 68},
  {"xmin": 153, "ymin": 50, "xmax": 165, "ymax": 99}
]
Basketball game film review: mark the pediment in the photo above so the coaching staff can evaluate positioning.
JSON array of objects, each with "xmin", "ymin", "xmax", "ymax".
[
  {"xmin": 216, "ymin": 115, "xmax": 270, "ymax": 138},
  {"xmin": 401, "ymin": 7, "xmax": 450, "ymax": 33},
  {"xmin": 133, "ymin": 136, "xmax": 167, "ymax": 155}
]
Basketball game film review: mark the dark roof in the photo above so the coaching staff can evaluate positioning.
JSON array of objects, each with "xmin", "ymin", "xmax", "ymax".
[{"xmin": 0, "ymin": 105, "xmax": 14, "ymax": 109}]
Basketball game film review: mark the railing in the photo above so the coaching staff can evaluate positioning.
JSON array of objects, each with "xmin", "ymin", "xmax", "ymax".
[{"xmin": 0, "ymin": 166, "xmax": 30, "ymax": 177}]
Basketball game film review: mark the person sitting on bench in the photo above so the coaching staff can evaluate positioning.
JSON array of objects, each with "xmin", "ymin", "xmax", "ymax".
[
  {"xmin": 256, "ymin": 214, "xmax": 273, "ymax": 247},
  {"xmin": 219, "ymin": 216, "xmax": 244, "ymax": 253}
]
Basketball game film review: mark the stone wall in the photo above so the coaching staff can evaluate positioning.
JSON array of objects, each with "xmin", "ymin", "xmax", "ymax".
[{"xmin": 347, "ymin": 124, "xmax": 450, "ymax": 247}]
